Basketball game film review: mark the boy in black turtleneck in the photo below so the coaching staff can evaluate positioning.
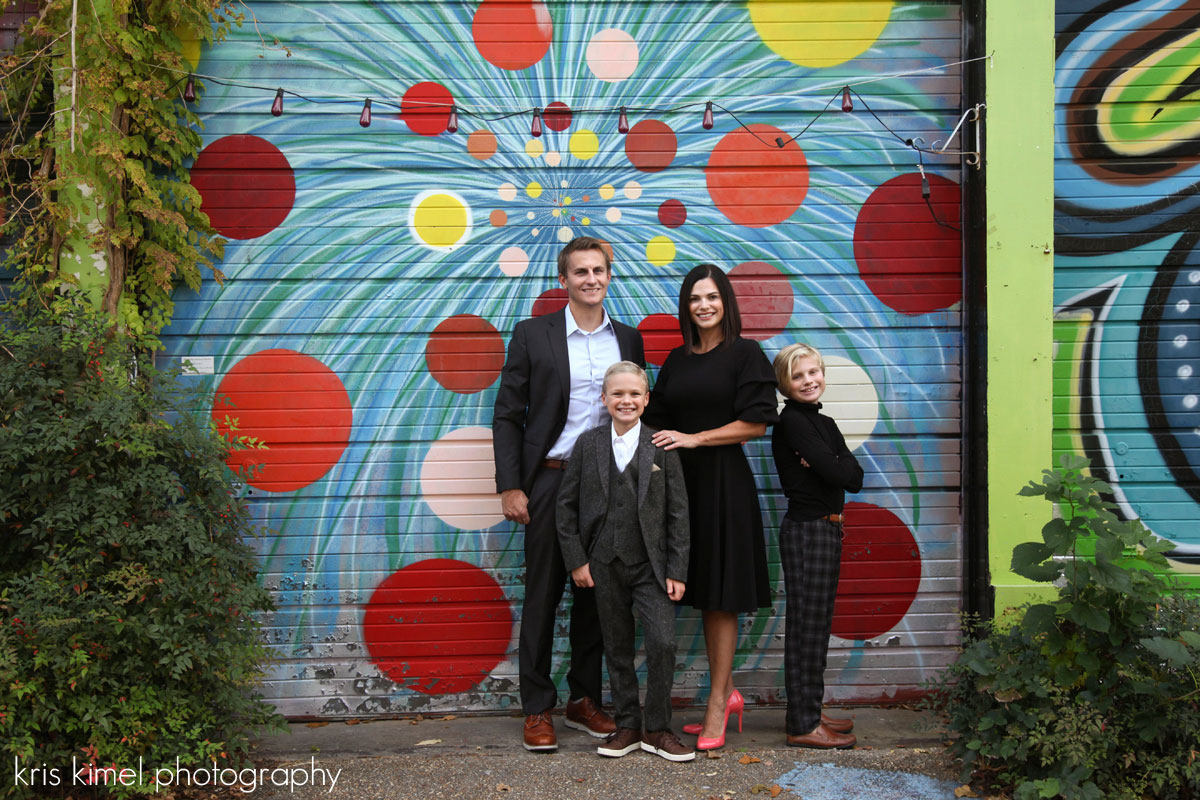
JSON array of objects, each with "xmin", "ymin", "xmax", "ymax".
[{"xmin": 770, "ymin": 343, "xmax": 863, "ymax": 751}]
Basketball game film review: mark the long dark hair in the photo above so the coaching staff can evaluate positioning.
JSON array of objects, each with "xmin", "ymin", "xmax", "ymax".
[{"xmin": 677, "ymin": 263, "xmax": 741, "ymax": 354}]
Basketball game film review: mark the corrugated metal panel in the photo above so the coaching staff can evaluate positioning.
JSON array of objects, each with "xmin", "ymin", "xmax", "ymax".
[
  {"xmin": 163, "ymin": 0, "xmax": 967, "ymax": 718},
  {"xmin": 1053, "ymin": 0, "xmax": 1200, "ymax": 588}
]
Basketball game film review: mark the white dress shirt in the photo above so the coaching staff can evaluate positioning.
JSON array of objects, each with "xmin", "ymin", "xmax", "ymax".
[
  {"xmin": 611, "ymin": 421, "xmax": 641, "ymax": 473},
  {"xmin": 547, "ymin": 309, "xmax": 622, "ymax": 459}
]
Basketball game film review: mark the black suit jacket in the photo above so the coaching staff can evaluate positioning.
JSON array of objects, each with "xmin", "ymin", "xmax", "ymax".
[
  {"xmin": 493, "ymin": 307, "xmax": 645, "ymax": 496},
  {"xmin": 556, "ymin": 424, "xmax": 690, "ymax": 591}
]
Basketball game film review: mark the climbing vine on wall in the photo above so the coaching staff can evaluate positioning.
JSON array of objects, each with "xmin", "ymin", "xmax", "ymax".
[{"xmin": 0, "ymin": 0, "xmax": 241, "ymax": 337}]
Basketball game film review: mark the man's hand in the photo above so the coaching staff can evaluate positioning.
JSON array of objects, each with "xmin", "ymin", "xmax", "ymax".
[
  {"xmin": 501, "ymin": 489, "xmax": 530, "ymax": 524},
  {"xmin": 666, "ymin": 578, "xmax": 685, "ymax": 602},
  {"xmin": 571, "ymin": 563, "xmax": 594, "ymax": 588}
]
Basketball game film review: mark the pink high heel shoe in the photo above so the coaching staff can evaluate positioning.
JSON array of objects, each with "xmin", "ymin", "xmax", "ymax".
[{"xmin": 687, "ymin": 689, "xmax": 744, "ymax": 749}]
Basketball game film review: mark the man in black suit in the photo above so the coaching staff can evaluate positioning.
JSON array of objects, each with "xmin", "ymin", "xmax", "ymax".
[{"xmin": 493, "ymin": 236, "xmax": 646, "ymax": 752}]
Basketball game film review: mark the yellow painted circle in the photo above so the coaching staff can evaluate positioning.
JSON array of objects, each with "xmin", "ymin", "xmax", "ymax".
[
  {"xmin": 526, "ymin": 182, "xmax": 543, "ymax": 199},
  {"xmin": 525, "ymin": 139, "xmax": 545, "ymax": 158},
  {"xmin": 748, "ymin": 0, "xmax": 894, "ymax": 68},
  {"xmin": 412, "ymin": 192, "xmax": 469, "ymax": 249},
  {"xmin": 569, "ymin": 129, "xmax": 600, "ymax": 160},
  {"xmin": 599, "ymin": 184, "xmax": 616, "ymax": 200},
  {"xmin": 646, "ymin": 235, "xmax": 675, "ymax": 266},
  {"xmin": 173, "ymin": 26, "xmax": 202, "ymax": 70}
]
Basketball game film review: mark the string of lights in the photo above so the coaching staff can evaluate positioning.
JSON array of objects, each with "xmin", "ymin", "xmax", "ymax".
[{"xmin": 168, "ymin": 52, "xmax": 990, "ymax": 160}]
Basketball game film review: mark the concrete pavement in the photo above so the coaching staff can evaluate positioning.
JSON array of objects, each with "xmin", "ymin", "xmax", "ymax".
[{"xmin": 247, "ymin": 706, "xmax": 966, "ymax": 799}]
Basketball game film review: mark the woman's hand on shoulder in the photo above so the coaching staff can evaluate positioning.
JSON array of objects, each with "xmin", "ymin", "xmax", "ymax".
[{"xmin": 651, "ymin": 428, "xmax": 701, "ymax": 450}]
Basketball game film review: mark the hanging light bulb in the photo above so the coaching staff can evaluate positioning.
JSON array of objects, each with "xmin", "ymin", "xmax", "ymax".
[
  {"xmin": 618, "ymin": 106, "xmax": 629, "ymax": 134},
  {"xmin": 446, "ymin": 104, "xmax": 458, "ymax": 133},
  {"xmin": 271, "ymin": 88, "xmax": 284, "ymax": 117},
  {"xmin": 842, "ymin": 87, "xmax": 853, "ymax": 113},
  {"xmin": 359, "ymin": 98, "xmax": 372, "ymax": 128},
  {"xmin": 531, "ymin": 107, "xmax": 543, "ymax": 138},
  {"xmin": 183, "ymin": 74, "xmax": 196, "ymax": 103},
  {"xmin": 702, "ymin": 101, "xmax": 714, "ymax": 130}
]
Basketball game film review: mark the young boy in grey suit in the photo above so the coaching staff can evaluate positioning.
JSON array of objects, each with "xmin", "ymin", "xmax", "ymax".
[{"xmin": 556, "ymin": 361, "xmax": 694, "ymax": 762}]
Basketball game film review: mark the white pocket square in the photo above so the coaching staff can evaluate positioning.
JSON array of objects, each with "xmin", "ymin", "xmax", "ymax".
[{"xmin": 651, "ymin": 464, "xmax": 662, "ymax": 472}]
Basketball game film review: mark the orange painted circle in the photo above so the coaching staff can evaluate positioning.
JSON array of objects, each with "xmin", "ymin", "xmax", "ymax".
[
  {"xmin": 425, "ymin": 314, "xmax": 505, "ymax": 394},
  {"xmin": 467, "ymin": 129, "xmax": 498, "ymax": 160},
  {"xmin": 211, "ymin": 349, "xmax": 352, "ymax": 492},
  {"xmin": 489, "ymin": 209, "xmax": 508, "ymax": 227},
  {"xmin": 705, "ymin": 124, "xmax": 808, "ymax": 227},
  {"xmin": 401, "ymin": 82, "xmax": 454, "ymax": 136},
  {"xmin": 472, "ymin": 0, "xmax": 553, "ymax": 71}
]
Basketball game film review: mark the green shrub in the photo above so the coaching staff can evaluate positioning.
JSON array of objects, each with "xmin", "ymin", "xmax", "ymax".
[
  {"xmin": 0, "ymin": 308, "xmax": 283, "ymax": 798},
  {"xmin": 929, "ymin": 455, "xmax": 1200, "ymax": 800}
]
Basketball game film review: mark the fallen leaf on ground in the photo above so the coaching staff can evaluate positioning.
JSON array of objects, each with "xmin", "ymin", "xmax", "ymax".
[
  {"xmin": 955, "ymin": 785, "xmax": 978, "ymax": 798},
  {"xmin": 408, "ymin": 719, "xmax": 420, "ymax": 725},
  {"xmin": 416, "ymin": 739, "xmax": 442, "ymax": 746},
  {"xmin": 345, "ymin": 719, "xmax": 360, "ymax": 725},
  {"xmin": 496, "ymin": 784, "xmax": 511, "ymax": 792},
  {"xmin": 739, "ymin": 755, "xmax": 762, "ymax": 764},
  {"xmin": 705, "ymin": 750, "xmax": 722, "ymax": 759},
  {"xmin": 769, "ymin": 786, "xmax": 783, "ymax": 797},
  {"xmin": 441, "ymin": 714, "xmax": 457, "ymax": 720},
  {"xmin": 304, "ymin": 722, "xmax": 328, "ymax": 728}
]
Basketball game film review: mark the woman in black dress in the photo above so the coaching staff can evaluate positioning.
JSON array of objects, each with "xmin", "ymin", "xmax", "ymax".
[{"xmin": 645, "ymin": 264, "xmax": 778, "ymax": 750}]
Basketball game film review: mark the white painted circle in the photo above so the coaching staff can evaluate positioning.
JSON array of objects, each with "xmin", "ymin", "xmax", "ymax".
[
  {"xmin": 585, "ymin": 28, "xmax": 639, "ymax": 83},
  {"xmin": 499, "ymin": 246, "xmax": 529, "ymax": 277},
  {"xmin": 606, "ymin": 207, "xmax": 622, "ymax": 223},
  {"xmin": 819, "ymin": 355, "xmax": 880, "ymax": 452},
  {"xmin": 420, "ymin": 426, "xmax": 505, "ymax": 530},
  {"xmin": 498, "ymin": 183, "xmax": 518, "ymax": 202}
]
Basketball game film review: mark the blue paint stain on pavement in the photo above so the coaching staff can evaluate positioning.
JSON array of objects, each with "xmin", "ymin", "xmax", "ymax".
[{"xmin": 777, "ymin": 762, "xmax": 961, "ymax": 800}]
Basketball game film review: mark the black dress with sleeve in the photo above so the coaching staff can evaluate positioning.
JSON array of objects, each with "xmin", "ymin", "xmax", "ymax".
[{"xmin": 644, "ymin": 337, "xmax": 779, "ymax": 612}]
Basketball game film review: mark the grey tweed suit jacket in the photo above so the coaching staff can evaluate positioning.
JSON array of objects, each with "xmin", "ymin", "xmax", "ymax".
[{"xmin": 556, "ymin": 423, "xmax": 690, "ymax": 591}]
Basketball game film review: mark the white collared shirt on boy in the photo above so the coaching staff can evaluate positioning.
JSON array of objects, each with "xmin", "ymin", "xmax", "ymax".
[{"xmin": 611, "ymin": 420, "xmax": 641, "ymax": 473}]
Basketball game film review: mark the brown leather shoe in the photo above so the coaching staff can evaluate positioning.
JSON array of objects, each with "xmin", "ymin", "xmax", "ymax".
[
  {"xmin": 642, "ymin": 728, "xmax": 696, "ymax": 762},
  {"xmin": 564, "ymin": 696, "xmax": 616, "ymax": 738},
  {"xmin": 786, "ymin": 723, "xmax": 856, "ymax": 750},
  {"xmin": 597, "ymin": 727, "xmax": 642, "ymax": 758},
  {"xmin": 821, "ymin": 711, "xmax": 854, "ymax": 733},
  {"xmin": 523, "ymin": 712, "xmax": 557, "ymax": 752}
]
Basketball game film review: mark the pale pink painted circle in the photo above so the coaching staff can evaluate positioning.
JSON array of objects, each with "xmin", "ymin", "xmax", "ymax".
[
  {"xmin": 585, "ymin": 29, "xmax": 639, "ymax": 83},
  {"xmin": 499, "ymin": 246, "xmax": 530, "ymax": 277}
]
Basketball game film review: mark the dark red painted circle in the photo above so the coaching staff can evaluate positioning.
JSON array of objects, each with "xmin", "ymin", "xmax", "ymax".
[
  {"xmin": 637, "ymin": 313, "xmax": 684, "ymax": 366},
  {"xmin": 832, "ymin": 502, "xmax": 922, "ymax": 640},
  {"xmin": 363, "ymin": 559, "xmax": 514, "ymax": 695},
  {"xmin": 532, "ymin": 288, "xmax": 569, "ymax": 317},
  {"xmin": 189, "ymin": 135, "xmax": 295, "ymax": 240},
  {"xmin": 853, "ymin": 173, "xmax": 962, "ymax": 315},
  {"xmin": 401, "ymin": 82, "xmax": 455, "ymax": 136},
  {"xmin": 728, "ymin": 261, "xmax": 793, "ymax": 341},
  {"xmin": 472, "ymin": 0, "xmax": 552, "ymax": 71},
  {"xmin": 625, "ymin": 120, "xmax": 677, "ymax": 173},
  {"xmin": 657, "ymin": 199, "xmax": 687, "ymax": 228},
  {"xmin": 544, "ymin": 101, "xmax": 572, "ymax": 131},
  {"xmin": 211, "ymin": 349, "xmax": 352, "ymax": 492},
  {"xmin": 425, "ymin": 314, "xmax": 505, "ymax": 394}
]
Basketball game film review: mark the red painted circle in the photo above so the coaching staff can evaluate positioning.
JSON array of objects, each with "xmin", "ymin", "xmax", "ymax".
[
  {"xmin": 853, "ymin": 173, "xmax": 962, "ymax": 315},
  {"xmin": 472, "ymin": 0, "xmax": 553, "ymax": 71},
  {"xmin": 401, "ymin": 82, "xmax": 455, "ymax": 136},
  {"xmin": 657, "ymin": 199, "xmax": 687, "ymax": 228},
  {"xmin": 211, "ymin": 349, "xmax": 352, "ymax": 492},
  {"xmin": 363, "ymin": 559, "xmax": 514, "ymax": 695},
  {"xmin": 637, "ymin": 313, "xmax": 684, "ymax": 366},
  {"xmin": 728, "ymin": 261, "xmax": 793, "ymax": 341},
  {"xmin": 532, "ymin": 288, "xmax": 568, "ymax": 317},
  {"xmin": 832, "ymin": 502, "xmax": 922, "ymax": 640},
  {"xmin": 425, "ymin": 314, "xmax": 506, "ymax": 394},
  {"xmin": 544, "ymin": 101, "xmax": 572, "ymax": 132},
  {"xmin": 625, "ymin": 119, "xmax": 677, "ymax": 173},
  {"xmin": 705, "ymin": 124, "xmax": 808, "ymax": 227},
  {"xmin": 190, "ymin": 135, "xmax": 295, "ymax": 240}
]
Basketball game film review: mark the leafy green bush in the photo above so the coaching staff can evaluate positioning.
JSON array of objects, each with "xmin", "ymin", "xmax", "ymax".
[
  {"xmin": 930, "ymin": 455, "xmax": 1200, "ymax": 800},
  {"xmin": 0, "ymin": 309, "xmax": 282, "ymax": 798}
]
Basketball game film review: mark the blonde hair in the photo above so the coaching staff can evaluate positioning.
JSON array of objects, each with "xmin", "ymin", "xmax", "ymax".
[
  {"xmin": 772, "ymin": 343, "xmax": 825, "ymax": 392},
  {"xmin": 602, "ymin": 361, "xmax": 649, "ymax": 393}
]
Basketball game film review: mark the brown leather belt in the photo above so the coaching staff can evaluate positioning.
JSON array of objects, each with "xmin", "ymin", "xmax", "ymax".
[
  {"xmin": 541, "ymin": 458, "xmax": 568, "ymax": 470},
  {"xmin": 822, "ymin": 513, "xmax": 844, "ymax": 524}
]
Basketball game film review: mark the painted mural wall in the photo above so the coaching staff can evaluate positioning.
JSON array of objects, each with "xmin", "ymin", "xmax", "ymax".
[
  {"xmin": 163, "ymin": 0, "xmax": 968, "ymax": 717},
  {"xmin": 1054, "ymin": 0, "xmax": 1200, "ymax": 589}
]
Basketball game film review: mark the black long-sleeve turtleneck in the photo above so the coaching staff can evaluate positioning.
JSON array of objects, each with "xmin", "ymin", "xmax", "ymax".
[{"xmin": 771, "ymin": 398, "xmax": 864, "ymax": 522}]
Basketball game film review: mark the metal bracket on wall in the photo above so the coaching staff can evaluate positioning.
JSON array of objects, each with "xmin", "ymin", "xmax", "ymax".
[{"xmin": 933, "ymin": 103, "xmax": 985, "ymax": 169}]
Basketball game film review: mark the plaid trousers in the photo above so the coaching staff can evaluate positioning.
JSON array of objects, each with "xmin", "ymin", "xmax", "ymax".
[{"xmin": 779, "ymin": 516, "xmax": 843, "ymax": 736}]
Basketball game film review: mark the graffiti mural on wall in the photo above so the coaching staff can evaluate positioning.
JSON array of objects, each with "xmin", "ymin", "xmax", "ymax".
[
  {"xmin": 166, "ymin": 1, "xmax": 966, "ymax": 716},
  {"xmin": 1054, "ymin": 0, "xmax": 1200, "ymax": 578}
]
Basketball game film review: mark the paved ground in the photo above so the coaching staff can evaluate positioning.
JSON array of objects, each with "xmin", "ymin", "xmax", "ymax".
[{"xmin": 245, "ymin": 706, "xmax": 966, "ymax": 799}]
